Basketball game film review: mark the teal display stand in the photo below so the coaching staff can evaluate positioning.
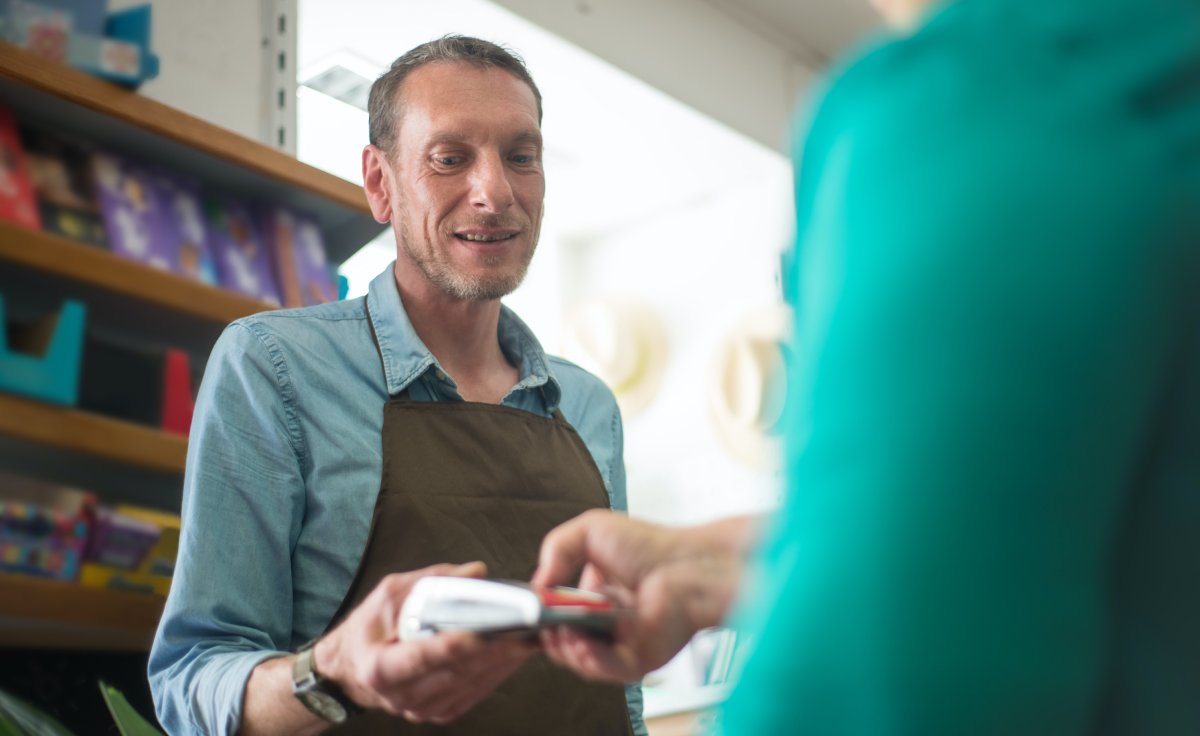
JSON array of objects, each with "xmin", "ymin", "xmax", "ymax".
[{"xmin": 0, "ymin": 295, "xmax": 86, "ymax": 406}]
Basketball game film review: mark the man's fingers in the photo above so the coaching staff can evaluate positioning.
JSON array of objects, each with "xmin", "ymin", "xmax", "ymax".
[
  {"xmin": 369, "ymin": 631, "xmax": 481, "ymax": 687},
  {"xmin": 403, "ymin": 644, "xmax": 531, "ymax": 722},
  {"xmin": 448, "ymin": 560, "xmax": 487, "ymax": 579},
  {"xmin": 363, "ymin": 635, "xmax": 530, "ymax": 718},
  {"xmin": 399, "ymin": 638, "xmax": 530, "ymax": 708}
]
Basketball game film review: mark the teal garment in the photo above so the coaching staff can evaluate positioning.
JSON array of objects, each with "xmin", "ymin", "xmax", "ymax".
[{"xmin": 723, "ymin": 0, "xmax": 1200, "ymax": 733}]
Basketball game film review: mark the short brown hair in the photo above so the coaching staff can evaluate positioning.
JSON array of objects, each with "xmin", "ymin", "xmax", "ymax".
[{"xmin": 367, "ymin": 35, "xmax": 543, "ymax": 154}]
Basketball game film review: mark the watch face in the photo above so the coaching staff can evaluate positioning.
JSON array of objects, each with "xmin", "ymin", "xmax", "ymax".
[{"xmin": 301, "ymin": 690, "xmax": 348, "ymax": 723}]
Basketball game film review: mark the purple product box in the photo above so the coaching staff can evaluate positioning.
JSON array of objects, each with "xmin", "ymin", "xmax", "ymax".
[
  {"xmin": 92, "ymin": 151, "xmax": 179, "ymax": 273},
  {"xmin": 293, "ymin": 213, "xmax": 338, "ymax": 305},
  {"xmin": 260, "ymin": 205, "xmax": 337, "ymax": 308},
  {"xmin": 150, "ymin": 169, "xmax": 219, "ymax": 286},
  {"xmin": 83, "ymin": 506, "xmax": 160, "ymax": 571},
  {"xmin": 204, "ymin": 196, "xmax": 282, "ymax": 306}
]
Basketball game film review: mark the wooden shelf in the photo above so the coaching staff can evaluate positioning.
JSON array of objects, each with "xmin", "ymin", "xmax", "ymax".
[
  {"xmin": 0, "ymin": 42, "xmax": 376, "ymax": 658},
  {"xmin": 0, "ymin": 221, "xmax": 276, "ymax": 325},
  {"xmin": 0, "ymin": 573, "xmax": 164, "ymax": 651},
  {"xmin": 0, "ymin": 394, "xmax": 186, "ymax": 474},
  {"xmin": 0, "ymin": 41, "xmax": 385, "ymax": 263}
]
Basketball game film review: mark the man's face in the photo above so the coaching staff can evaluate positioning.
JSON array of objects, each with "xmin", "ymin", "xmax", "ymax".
[{"xmin": 380, "ymin": 62, "xmax": 545, "ymax": 302}]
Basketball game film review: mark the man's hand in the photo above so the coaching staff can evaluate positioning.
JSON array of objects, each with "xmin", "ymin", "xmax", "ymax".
[
  {"xmin": 531, "ymin": 510, "xmax": 754, "ymax": 683},
  {"xmin": 315, "ymin": 561, "xmax": 534, "ymax": 724}
]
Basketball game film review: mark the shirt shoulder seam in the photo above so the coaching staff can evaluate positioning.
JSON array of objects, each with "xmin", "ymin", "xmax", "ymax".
[{"xmin": 231, "ymin": 320, "xmax": 309, "ymax": 468}]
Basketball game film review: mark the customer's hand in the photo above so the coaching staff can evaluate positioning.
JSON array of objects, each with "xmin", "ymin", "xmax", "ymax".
[
  {"xmin": 315, "ymin": 561, "xmax": 534, "ymax": 724},
  {"xmin": 533, "ymin": 510, "xmax": 751, "ymax": 683}
]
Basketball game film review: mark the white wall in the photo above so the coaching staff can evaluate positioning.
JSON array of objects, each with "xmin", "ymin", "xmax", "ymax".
[
  {"xmin": 109, "ymin": 0, "xmax": 293, "ymax": 148},
  {"xmin": 562, "ymin": 162, "xmax": 794, "ymax": 525},
  {"xmin": 491, "ymin": 0, "xmax": 816, "ymax": 154}
]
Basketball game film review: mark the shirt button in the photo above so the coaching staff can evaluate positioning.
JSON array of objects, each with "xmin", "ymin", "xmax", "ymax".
[{"xmin": 434, "ymin": 369, "xmax": 448, "ymax": 382}]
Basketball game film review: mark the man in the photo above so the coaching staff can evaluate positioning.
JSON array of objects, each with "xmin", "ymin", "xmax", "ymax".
[
  {"xmin": 535, "ymin": 0, "xmax": 1200, "ymax": 733},
  {"xmin": 149, "ymin": 36, "xmax": 646, "ymax": 736}
]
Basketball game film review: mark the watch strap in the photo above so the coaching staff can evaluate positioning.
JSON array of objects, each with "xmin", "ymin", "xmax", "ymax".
[{"xmin": 292, "ymin": 639, "xmax": 363, "ymax": 721}]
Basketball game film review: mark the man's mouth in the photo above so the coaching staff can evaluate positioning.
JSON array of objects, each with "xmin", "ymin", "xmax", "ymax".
[{"xmin": 455, "ymin": 231, "xmax": 517, "ymax": 242}]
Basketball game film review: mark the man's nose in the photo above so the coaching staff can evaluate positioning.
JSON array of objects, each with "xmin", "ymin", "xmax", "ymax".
[{"xmin": 468, "ymin": 153, "xmax": 515, "ymax": 213}]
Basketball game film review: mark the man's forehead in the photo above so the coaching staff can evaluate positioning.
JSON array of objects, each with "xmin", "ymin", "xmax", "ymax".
[
  {"xmin": 393, "ymin": 64, "xmax": 541, "ymax": 144},
  {"xmin": 398, "ymin": 62, "xmax": 538, "ymax": 113}
]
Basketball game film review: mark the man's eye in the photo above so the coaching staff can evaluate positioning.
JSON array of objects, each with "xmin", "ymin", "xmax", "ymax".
[
  {"xmin": 510, "ymin": 154, "xmax": 535, "ymax": 165},
  {"xmin": 435, "ymin": 156, "xmax": 462, "ymax": 166}
]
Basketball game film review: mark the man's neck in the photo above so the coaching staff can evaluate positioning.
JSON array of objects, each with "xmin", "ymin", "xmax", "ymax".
[{"xmin": 393, "ymin": 264, "xmax": 519, "ymax": 404}]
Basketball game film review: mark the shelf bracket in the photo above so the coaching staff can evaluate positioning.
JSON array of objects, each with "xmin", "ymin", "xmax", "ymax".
[{"xmin": 260, "ymin": 0, "xmax": 298, "ymax": 154}]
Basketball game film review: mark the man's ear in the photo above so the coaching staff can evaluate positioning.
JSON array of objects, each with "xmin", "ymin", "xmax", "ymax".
[{"xmin": 362, "ymin": 144, "xmax": 393, "ymax": 224}]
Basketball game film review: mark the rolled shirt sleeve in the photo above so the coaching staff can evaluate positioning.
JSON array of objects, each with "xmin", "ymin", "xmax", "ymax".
[{"xmin": 149, "ymin": 321, "xmax": 306, "ymax": 735}]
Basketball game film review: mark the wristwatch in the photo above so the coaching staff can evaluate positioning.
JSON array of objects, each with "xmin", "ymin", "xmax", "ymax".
[{"xmin": 292, "ymin": 641, "xmax": 361, "ymax": 724}]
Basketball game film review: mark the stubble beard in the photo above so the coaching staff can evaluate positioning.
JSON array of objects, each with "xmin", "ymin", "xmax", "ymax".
[{"xmin": 398, "ymin": 216, "xmax": 537, "ymax": 302}]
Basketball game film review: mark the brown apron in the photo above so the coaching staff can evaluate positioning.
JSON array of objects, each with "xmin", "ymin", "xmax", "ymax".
[{"xmin": 326, "ymin": 307, "xmax": 634, "ymax": 735}]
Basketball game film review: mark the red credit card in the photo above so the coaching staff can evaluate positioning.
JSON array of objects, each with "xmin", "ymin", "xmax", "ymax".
[{"xmin": 538, "ymin": 586, "xmax": 614, "ymax": 610}]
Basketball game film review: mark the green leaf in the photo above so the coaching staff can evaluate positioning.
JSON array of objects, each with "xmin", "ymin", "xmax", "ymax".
[
  {"xmin": 0, "ymin": 707, "xmax": 25, "ymax": 736},
  {"xmin": 97, "ymin": 682, "xmax": 163, "ymax": 736},
  {"xmin": 0, "ymin": 689, "xmax": 76, "ymax": 736}
]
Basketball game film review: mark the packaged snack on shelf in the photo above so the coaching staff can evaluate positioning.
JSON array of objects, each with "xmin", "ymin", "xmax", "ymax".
[
  {"xmin": 152, "ymin": 169, "xmax": 218, "ymax": 286},
  {"xmin": 0, "ymin": 1, "xmax": 160, "ymax": 88},
  {"xmin": 159, "ymin": 347, "xmax": 195, "ymax": 436},
  {"xmin": 0, "ymin": 105, "xmax": 41, "ymax": 229},
  {"xmin": 260, "ymin": 205, "xmax": 338, "ymax": 308},
  {"xmin": 1, "ymin": 1, "xmax": 72, "ymax": 62},
  {"xmin": 1, "ymin": 0, "xmax": 108, "ymax": 40},
  {"xmin": 19, "ymin": 125, "xmax": 108, "ymax": 247},
  {"xmin": 92, "ymin": 151, "xmax": 179, "ymax": 273},
  {"xmin": 80, "ymin": 503, "xmax": 179, "ymax": 596},
  {"xmin": 82, "ymin": 505, "xmax": 159, "ymax": 570},
  {"xmin": 204, "ymin": 195, "xmax": 282, "ymax": 306},
  {"xmin": 0, "ymin": 472, "xmax": 95, "ymax": 581},
  {"xmin": 78, "ymin": 335, "xmax": 197, "ymax": 432}
]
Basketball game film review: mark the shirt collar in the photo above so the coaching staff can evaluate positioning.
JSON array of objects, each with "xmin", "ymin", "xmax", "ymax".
[{"xmin": 365, "ymin": 264, "xmax": 562, "ymax": 409}]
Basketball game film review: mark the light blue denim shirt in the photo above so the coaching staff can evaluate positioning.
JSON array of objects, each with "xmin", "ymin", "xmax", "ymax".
[{"xmin": 149, "ymin": 264, "xmax": 645, "ymax": 736}]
